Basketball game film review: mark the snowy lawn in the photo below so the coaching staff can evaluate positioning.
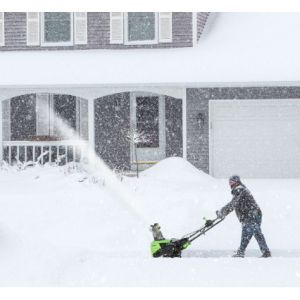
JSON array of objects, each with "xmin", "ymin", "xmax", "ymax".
[{"xmin": 0, "ymin": 158, "xmax": 299, "ymax": 287}]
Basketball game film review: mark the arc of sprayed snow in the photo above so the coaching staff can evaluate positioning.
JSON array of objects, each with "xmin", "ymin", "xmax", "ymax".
[{"xmin": 53, "ymin": 113, "xmax": 151, "ymax": 227}]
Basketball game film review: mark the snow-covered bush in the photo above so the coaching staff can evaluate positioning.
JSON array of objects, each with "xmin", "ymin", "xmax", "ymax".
[
  {"xmin": 113, "ymin": 166, "xmax": 125, "ymax": 182},
  {"xmin": 0, "ymin": 160, "xmax": 10, "ymax": 172}
]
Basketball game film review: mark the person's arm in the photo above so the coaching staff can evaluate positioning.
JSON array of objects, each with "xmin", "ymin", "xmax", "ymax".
[{"xmin": 217, "ymin": 194, "xmax": 240, "ymax": 218}]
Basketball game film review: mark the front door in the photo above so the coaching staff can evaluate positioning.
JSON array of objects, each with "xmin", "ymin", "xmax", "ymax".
[{"xmin": 130, "ymin": 92, "xmax": 165, "ymax": 170}]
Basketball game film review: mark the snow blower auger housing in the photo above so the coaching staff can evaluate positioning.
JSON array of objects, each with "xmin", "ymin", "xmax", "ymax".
[{"xmin": 149, "ymin": 217, "xmax": 224, "ymax": 258}]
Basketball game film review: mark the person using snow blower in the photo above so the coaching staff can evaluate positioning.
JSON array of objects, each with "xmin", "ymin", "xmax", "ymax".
[{"xmin": 216, "ymin": 174, "xmax": 271, "ymax": 258}]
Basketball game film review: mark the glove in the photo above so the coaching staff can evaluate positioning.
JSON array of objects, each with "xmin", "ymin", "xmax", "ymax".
[
  {"xmin": 216, "ymin": 210, "xmax": 222, "ymax": 219},
  {"xmin": 205, "ymin": 220, "xmax": 213, "ymax": 227}
]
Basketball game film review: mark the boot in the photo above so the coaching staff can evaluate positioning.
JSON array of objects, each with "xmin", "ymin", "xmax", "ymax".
[
  {"xmin": 232, "ymin": 251, "xmax": 244, "ymax": 258},
  {"xmin": 260, "ymin": 252, "xmax": 272, "ymax": 258}
]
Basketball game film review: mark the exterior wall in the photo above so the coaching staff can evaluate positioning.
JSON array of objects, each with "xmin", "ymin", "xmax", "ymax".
[
  {"xmin": 186, "ymin": 86, "xmax": 300, "ymax": 174},
  {"xmin": 3, "ymin": 93, "xmax": 87, "ymax": 142},
  {"xmin": 94, "ymin": 92, "xmax": 183, "ymax": 170},
  {"xmin": 165, "ymin": 96, "xmax": 183, "ymax": 158},
  {"xmin": 10, "ymin": 94, "xmax": 36, "ymax": 141},
  {"xmin": 1, "ymin": 12, "xmax": 195, "ymax": 52},
  {"xmin": 197, "ymin": 12, "xmax": 210, "ymax": 42},
  {"xmin": 94, "ymin": 93, "xmax": 131, "ymax": 170}
]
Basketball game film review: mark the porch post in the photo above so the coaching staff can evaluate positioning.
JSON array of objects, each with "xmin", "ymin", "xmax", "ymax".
[
  {"xmin": 88, "ymin": 98, "xmax": 95, "ymax": 166},
  {"xmin": 182, "ymin": 88, "xmax": 187, "ymax": 160},
  {"xmin": 0, "ymin": 100, "xmax": 2, "ymax": 163}
]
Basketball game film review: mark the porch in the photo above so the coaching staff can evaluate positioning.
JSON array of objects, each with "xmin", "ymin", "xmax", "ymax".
[{"xmin": 2, "ymin": 140, "xmax": 89, "ymax": 165}]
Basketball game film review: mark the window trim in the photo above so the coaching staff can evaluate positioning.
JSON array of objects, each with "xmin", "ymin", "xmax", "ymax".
[
  {"xmin": 40, "ymin": 12, "xmax": 73, "ymax": 47},
  {"xmin": 124, "ymin": 12, "xmax": 158, "ymax": 45}
]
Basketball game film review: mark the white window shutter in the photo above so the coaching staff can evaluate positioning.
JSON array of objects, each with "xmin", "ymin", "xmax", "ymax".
[
  {"xmin": 110, "ymin": 12, "xmax": 123, "ymax": 44},
  {"xmin": 74, "ymin": 12, "xmax": 87, "ymax": 44},
  {"xmin": 159, "ymin": 12, "xmax": 172, "ymax": 43},
  {"xmin": 0, "ymin": 12, "xmax": 4, "ymax": 46},
  {"xmin": 36, "ymin": 94, "xmax": 50, "ymax": 135},
  {"xmin": 27, "ymin": 12, "xmax": 40, "ymax": 46}
]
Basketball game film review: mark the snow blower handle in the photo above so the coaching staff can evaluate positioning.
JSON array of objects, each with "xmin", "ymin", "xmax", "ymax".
[{"xmin": 203, "ymin": 217, "xmax": 214, "ymax": 227}]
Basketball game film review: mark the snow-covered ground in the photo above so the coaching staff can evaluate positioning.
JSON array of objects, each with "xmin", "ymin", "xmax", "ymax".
[{"xmin": 0, "ymin": 158, "xmax": 299, "ymax": 287}]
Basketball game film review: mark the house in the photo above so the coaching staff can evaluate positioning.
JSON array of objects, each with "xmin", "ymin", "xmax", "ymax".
[{"xmin": 1, "ymin": 12, "xmax": 300, "ymax": 179}]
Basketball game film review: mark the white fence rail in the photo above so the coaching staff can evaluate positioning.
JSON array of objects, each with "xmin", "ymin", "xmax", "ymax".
[{"xmin": 2, "ymin": 141, "xmax": 89, "ymax": 165}]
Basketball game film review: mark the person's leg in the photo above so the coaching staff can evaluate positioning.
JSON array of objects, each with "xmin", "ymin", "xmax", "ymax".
[
  {"xmin": 237, "ymin": 220, "xmax": 255, "ymax": 256},
  {"xmin": 253, "ymin": 218, "xmax": 271, "ymax": 254}
]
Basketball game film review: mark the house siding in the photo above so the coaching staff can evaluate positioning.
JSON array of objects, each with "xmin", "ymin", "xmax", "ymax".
[
  {"xmin": 197, "ymin": 12, "xmax": 210, "ymax": 42},
  {"xmin": 1, "ymin": 12, "xmax": 195, "ymax": 52},
  {"xmin": 94, "ymin": 92, "xmax": 131, "ymax": 170},
  {"xmin": 10, "ymin": 94, "xmax": 36, "ymax": 141},
  {"xmin": 165, "ymin": 96, "xmax": 183, "ymax": 158},
  {"xmin": 186, "ymin": 86, "xmax": 300, "ymax": 174},
  {"xmin": 94, "ymin": 92, "xmax": 184, "ymax": 170}
]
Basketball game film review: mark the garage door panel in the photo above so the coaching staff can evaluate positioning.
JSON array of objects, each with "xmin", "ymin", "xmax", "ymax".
[
  {"xmin": 214, "ymin": 120, "xmax": 300, "ymax": 139},
  {"xmin": 212, "ymin": 139, "xmax": 296, "ymax": 155},
  {"xmin": 212, "ymin": 156, "xmax": 300, "ymax": 178},
  {"xmin": 210, "ymin": 100, "xmax": 300, "ymax": 178}
]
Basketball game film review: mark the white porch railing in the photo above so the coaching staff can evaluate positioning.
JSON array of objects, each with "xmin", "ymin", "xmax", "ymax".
[{"xmin": 2, "ymin": 140, "xmax": 89, "ymax": 165}]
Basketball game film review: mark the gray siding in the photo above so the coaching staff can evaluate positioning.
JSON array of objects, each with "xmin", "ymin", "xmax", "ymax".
[
  {"xmin": 197, "ymin": 12, "xmax": 210, "ymax": 42},
  {"xmin": 187, "ymin": 86, "xmax": 300, "ymax": 174},
  {"xmin": 10, "ymin": 94, "xmax": 36, "ymax": 141},
  {"xmin": 94, "ymin": 92, "xmax": 183, "ymax": 170},
  {"xmin": 1, "ymin": 12, "xmax": 195, "ymax": 51},
  {"xmin": 94, "ymin": 93, "xmax": 131, "ymax": 170},
  {"xmin": 165, "ymin": 96, "xmax": 183, "ymax": 158}
]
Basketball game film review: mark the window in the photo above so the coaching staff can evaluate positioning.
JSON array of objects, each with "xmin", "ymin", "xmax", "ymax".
[
  {"xmin": 41, "ymin": 12, "xmax": 73, "ymax": 46},
  {"xmin": 124, "ymin": 12, "xmax": 158, "ymax": 45},
  {"xmin": 36, "ymin": 94, "xmax": 88, "ymax": 140},
  {"xmin": 111, "ymin": 12, "xmax": 172, "ymax": 45}
]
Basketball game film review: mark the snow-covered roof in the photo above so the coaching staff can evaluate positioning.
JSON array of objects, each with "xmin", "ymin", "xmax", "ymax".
[{"xmin": 1, "ymin": 12, "xmax": 300, "ymax": 87}]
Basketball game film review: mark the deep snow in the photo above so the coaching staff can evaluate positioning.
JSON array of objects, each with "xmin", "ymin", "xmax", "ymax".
[
  {"xmin": 2, "ymin": 13, "xmax": 300, "ymax": 86},
  {"xmin": 0, "ymin": 157, "xmax": 300, "ymax": 286}
]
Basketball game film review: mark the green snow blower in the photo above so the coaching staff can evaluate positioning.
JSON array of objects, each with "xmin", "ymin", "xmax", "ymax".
[{"xmin": 149, "ymin": 216, "xmax": 224, "ymax": 258}]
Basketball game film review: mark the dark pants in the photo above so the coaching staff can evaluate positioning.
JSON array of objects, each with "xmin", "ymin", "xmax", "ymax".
[{"xmin": 238, "ymin": 217, "xmax": 270, "ymax": 255}]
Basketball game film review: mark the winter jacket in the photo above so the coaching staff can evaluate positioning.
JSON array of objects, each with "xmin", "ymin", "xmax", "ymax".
[{"xmin": 218, "ymin": 183, "xmax": 262, "ymax": 223}]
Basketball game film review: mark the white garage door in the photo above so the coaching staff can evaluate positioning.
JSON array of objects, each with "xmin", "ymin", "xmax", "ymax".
[{"xmin": 210, "ymin": 100, "xmax": 300, "ymax": 179}]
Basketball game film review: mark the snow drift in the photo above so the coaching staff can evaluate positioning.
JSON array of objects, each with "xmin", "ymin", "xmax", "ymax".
[
  {"xmin": 0, "ymin": 158, "xmax": 299, "ymax": 286},
  {"xmin": 141, "ymin": 157, "xmax": 213, "ymax": 183}
]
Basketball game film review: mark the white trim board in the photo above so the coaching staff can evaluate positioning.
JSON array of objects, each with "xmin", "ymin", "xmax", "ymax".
[
  {"xmin": 182, "ymin": 88, "xmax": 187, "ymax": 160},
  {"xmin": 2, "ymin": 81, "xmax": 300, "ymax": 90},
  {"xmin": 0, "ymin": 86, "xmax": 183, "ymax": 102}
]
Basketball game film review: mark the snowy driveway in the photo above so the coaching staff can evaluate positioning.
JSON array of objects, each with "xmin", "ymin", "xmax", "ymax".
[{"xmin": 0, "ymin": 158, "xmax": 299, "ymax": 286}]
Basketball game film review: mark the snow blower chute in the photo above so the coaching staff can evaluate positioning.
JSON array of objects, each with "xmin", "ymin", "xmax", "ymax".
[{"xmin": 149, "ymin": 216, "xmax": 224, "ymax": 258}]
